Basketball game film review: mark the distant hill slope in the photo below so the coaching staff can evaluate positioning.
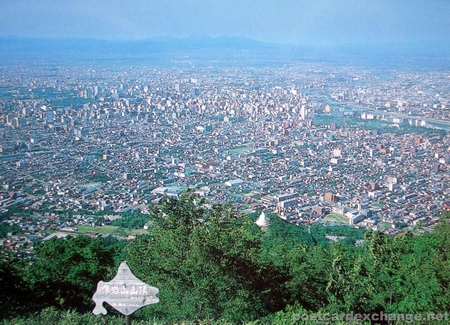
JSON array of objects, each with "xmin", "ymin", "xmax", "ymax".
[
  {"xmin": 0, "ymin": 36, "xmax": 449, "ymax": 66},
  {"xmin": 0, "ymin": 36, "xmax": 274, "ymax": 62}
]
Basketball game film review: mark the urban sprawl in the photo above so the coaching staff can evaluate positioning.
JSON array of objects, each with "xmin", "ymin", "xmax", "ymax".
[{"xmin": 1, "ymin": 62, "xmax": 450, "ymax": 255}]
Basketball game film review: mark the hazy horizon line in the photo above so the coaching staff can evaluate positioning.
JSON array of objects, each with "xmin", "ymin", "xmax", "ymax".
[{"xmin": 1, "ymin": 35, "xmax": 450, "ymax": 48}]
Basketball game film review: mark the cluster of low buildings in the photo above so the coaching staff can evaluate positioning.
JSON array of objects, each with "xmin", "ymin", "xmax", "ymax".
[
  {"xmin": 1, "ymin": 62, "xmax": 449, "ymax": 252},
  {"xmin": 328, "ymin": 66, "xmax": 450, "ymax": 121}
]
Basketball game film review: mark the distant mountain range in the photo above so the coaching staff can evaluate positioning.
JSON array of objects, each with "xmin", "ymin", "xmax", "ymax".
[
  {"xmin": 0, "ymin": 36, "xmax": 449, "ymax": 66},
  {"xmin": 0, "ymin": 36, "xmax": 273, "ymax": 60}
]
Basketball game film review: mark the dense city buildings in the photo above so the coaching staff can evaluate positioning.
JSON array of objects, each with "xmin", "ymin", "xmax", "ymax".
[{"xmin": 1, "ymin": 61, "xmax": 449, "ymax": 253}]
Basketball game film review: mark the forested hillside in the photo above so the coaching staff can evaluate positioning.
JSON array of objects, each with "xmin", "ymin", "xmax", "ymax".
[{"xmin": 2, "ymin": 190, "xmax": 450, "ymax": 324}]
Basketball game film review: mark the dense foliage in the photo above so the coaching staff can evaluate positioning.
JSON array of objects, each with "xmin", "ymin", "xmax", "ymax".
[
  {"xmin": 0, "ymin": 236, "xmax": 125, "ymax": 319},
  {"xmin": 1, "ymin": 190, "xmax": 450, "ymax": 324},
  {"xmin": 0, "ymin": 223, "xmax": 21, "ymax": 237},
  {"xmin": 111, "ymin": 211, "xmax": 151, "ymax": 229}
]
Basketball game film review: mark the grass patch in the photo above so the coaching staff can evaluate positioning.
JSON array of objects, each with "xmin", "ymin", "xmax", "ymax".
[
  {"xmin": 230, "ymin": 146, "xmax": 253, "ymax": 154},
  {"xmin": 324, "ymin": 213, "xmax": 348, "ymax": 223},
  {"xmin": 380, "ymin": 222, "xmax": 393, "ymax": 229},
  {"xmin": 76, "ymin": 225, "xmax": 148, "ymax": 236},
  {"xmin": 131, "ymin": 228, "xmax": 149, "ymax": 235},
  {"xmin": 76, "ymin": 225, "xmax": 119, "ymax": 235}
]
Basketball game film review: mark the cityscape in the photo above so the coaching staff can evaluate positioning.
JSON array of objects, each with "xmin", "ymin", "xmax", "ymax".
[
  {"xmin": 1, "ymin": 57, "xmax": 449, "ymax": 253},
  {"xmin": 2, "ymin": 0, "xmax": 450, "ymax": 323}
]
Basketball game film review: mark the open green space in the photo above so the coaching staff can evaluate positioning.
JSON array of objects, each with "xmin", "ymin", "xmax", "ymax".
[
  {"xmin": 75, "ymin": 224, "xmax": 119, "ymax": 235},
  {"xmin": 75, "ymin": 224, "xmax": 147, "ymax": 236},
  {"xmin": 230, "ymin": 146, "xmax": 253, "ymax": 154},
  {"xmin": 380, "ymin": 221, "xmax": 393, "ymax": 229},
  {"xmin": 131, "ymin": 228, "xmax": 150, "ymax": 235},
  {"xmin": 324, "ymin": 213, "xmax": 348, "ymax": 223}
]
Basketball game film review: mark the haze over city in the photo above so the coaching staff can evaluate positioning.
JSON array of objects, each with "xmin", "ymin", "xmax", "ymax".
[{"xmin": 1, "ymin": 0, "xmax": 450, "ymax": 47}]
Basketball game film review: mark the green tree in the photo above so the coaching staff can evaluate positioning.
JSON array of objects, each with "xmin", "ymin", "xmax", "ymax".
[
  {"xmin": 283, "ymin": 244, "xmax": 331, "ymax": 311},
  {"xmin": 0, "ymin": 223, "xmax": 21, "ymax": 237},
  {"xmin": 389, "ymin": 233, "xmax": 442, "ymax": 313},
  {"xmin": 428, "ymin": 212, "xmax": 450, "ymax": 310},
  {"xmin": 111, "ymin": 212, "xmax": 151, "ymax": 230},
  {"xmin": 363, "ymin": 229, "xmax": 445, "ymax": 315},
  {"xmin": 126, "ymin": 190, "xmax": 283, "ymax": 323},
  {"xmin": 324, "ymin": 243, "xmax": 374, "ymax": 314},
  {"xmin": 0, "ymin": 260, "xmax": 35, "ymax": 319},
  {"xmin": 24, "ymin": 235, "xmax": 118, "ymax": 312}
]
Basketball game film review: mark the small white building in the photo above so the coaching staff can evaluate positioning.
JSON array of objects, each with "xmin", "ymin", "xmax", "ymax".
[
  {"xmin": 224, "ymin": 179, "xmax": 244, "ymax": 187},
  {"xmin": 255, "ymin": 211, "xmax": 270, "ymax": 227}
]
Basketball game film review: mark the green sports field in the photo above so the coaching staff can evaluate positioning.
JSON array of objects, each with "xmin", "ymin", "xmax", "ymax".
[{"xmin": 324, "ymin": 213, "xmax": 349, "ymax": 223}]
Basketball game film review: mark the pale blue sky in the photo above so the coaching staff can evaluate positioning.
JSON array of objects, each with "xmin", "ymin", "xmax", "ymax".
[{"xmin": 0, "ymin": 0, "xmax": 449, "ymax": 45}]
